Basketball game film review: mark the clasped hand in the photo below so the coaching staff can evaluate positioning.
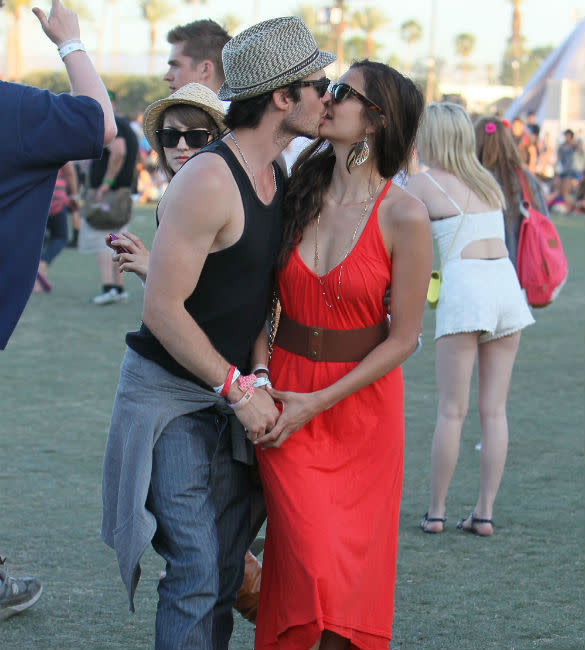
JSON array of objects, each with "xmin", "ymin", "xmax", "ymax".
[{"xmin": 248, "ymin": 387, "xmax": 322, "ymax": 449}]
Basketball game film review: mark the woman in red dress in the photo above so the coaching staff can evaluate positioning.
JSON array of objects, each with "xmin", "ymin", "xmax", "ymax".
[{"xmin": 252, "ymin": 61, "xmax": 432, "ymax": 650}]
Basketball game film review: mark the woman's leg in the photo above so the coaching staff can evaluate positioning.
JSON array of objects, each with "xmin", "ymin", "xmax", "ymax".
[
  {"xmin": 423, "ymin": 333, "xmax": 478, "ymax": 532},
  {"xmin": 42, "ymin": 209, "xmax": 69, "ymax": 266},
  {"xmin": 460, "ymin": 331, "xmax": 522, "ymax": 535}
]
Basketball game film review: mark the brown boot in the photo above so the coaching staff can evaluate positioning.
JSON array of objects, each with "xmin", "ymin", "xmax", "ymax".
[{"xmin": 233, "ymin": 551, "xmax": 262, "ymax": 623}]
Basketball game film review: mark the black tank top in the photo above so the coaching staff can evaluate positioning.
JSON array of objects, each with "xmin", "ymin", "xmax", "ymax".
[{"xmin": 126, "ymin": 139, "xmax": 284, "ymax": 386}]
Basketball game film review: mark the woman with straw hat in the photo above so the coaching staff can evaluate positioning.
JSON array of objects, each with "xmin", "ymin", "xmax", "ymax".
[{"xmin": 106, "ymin": 82, "xmax": 226, "ymax": 282}]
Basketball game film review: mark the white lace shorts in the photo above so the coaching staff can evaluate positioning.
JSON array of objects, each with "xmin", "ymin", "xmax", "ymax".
[{"xmin": 435, "ymin": 257, "xmax": 535, "ymax": 342}]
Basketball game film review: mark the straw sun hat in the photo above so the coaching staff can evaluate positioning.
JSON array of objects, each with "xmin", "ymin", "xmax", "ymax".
[
  {"xmin": 218, "ymin": 16, "xmax": 336, "ymax": 101},
  {"xmin": 142, "ymin": 82, "xmax": 226, "ymax": 151}
]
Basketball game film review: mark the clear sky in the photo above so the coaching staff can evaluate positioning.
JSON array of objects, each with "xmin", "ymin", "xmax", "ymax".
[{"xmin": 4, "ymin": 0, "xmax": 584, "ymax": 73}]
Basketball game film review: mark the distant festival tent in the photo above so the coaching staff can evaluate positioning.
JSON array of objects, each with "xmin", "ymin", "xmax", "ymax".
[{"xmin": 504, "ymin": 17, "xmax": 585, "ymax": 143}]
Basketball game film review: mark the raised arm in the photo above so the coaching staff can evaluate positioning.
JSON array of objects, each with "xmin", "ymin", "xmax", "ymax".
[{"xmin": 32, "ymin": 0, "xmax": 116, "ymax": 145}]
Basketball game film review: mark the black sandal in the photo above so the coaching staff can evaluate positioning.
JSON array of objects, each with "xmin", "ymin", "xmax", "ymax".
[
  {"xmin": 456, "ymin": 512, "xmax": 494, "ymax": 536},
  {"xmin": 419, "ymin": 512, "xmax": 446, "ymax": 534}
]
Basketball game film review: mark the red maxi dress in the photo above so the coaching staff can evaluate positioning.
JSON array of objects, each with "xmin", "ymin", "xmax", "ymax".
[{"xmin": 255, "ymin": 181, "xmax": 404, "ymax": 650}]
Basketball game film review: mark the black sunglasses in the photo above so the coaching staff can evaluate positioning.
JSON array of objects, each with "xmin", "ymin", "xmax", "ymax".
[
  {"xmin": 328, "ymin": 82, "xmax": 384, "ymax": 114},
  {"xmin": 287, "ymin": 77, "xmax": 331, "ymax": 98},
  {"xmin": 155, "ymin": 128, "xmax": 214, "ymax": 149}
]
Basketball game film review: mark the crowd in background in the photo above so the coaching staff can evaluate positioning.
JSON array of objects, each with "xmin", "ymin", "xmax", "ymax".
[{"xmin": 123, "ymin": 108, "xmax": 585, "ymax": 212}]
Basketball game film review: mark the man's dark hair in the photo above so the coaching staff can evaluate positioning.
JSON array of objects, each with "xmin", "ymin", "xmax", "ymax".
[
  {"xmin": 224, "ymin": 85, "xmax": 301, "ymax": 130},
  {"xmin": 167, "ymin": 20, "xmax": 230, "ymax": 82}
]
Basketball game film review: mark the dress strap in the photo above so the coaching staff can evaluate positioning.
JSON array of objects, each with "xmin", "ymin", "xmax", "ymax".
[
  {"xmin": 374, "ymin": 179, "xmax": 392, "ymax": 211},
  {"xmin": 423, "ymin": 171, "xmax": 463, "ymax": 214}
]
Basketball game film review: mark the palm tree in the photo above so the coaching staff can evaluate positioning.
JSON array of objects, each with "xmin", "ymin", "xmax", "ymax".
[
  {"xmin": 400, "ymin": 19, "xmax": 422, "ymax": 76},
  {"xmin": 293, "ymin": 5, "xmax": 333, "ymax": 52},
  {"xmin": 350, "ymin": 7, "xmax": 389, "ymax": 60},
  {"xmin": 510, "ymin": 0, "xmax": 523, "ymax": 91},
  {"xmin": 4, "ymin": 0, "xmax": 32, "ymax": 80},
  {"xmin": 343, "ymin": 35, "xmax": 367, "ymax": 62},
  {"xmin": 183, "ymin": 0, "xmax": 207, "ymax": 20},
  {"xmin": 96, "ymin": 0, "xmax": 116, "ymax": 73},
  {"xmin": 140, "ymin": 0, "xmax": 177, "ymax": 75},
  {"xmin": 454, "ymin": 32, "xmax": 475, "ymax": 85},
  {"xmin": 221, "ymin": 14, "xmax": 241, "ymax": 37}
]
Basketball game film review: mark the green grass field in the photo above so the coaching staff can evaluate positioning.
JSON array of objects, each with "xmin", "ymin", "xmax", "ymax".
[{"xmin": 0, "ymin": 206, "xmax": 583, "ymax": 649}]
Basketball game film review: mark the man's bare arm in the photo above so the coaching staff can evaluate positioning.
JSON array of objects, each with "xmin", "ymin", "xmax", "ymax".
[{"xmin": 143, "ymin": 156, "xmax": 279, "ymax": 435}]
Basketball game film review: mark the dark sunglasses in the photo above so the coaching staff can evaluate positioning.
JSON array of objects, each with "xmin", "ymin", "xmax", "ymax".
[
  {"xmin": 287, "ymin": 77, "xmax": 331, "ymax": 98},
  {"xmin": 328, "ymin": 82, "xmax": 384, "ymax": 114},
  {"xmin": 155, "ymin": 128, "xmax": 214, "ymax": 149}
]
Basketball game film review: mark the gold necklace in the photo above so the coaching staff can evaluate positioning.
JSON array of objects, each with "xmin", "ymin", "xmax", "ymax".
[{"xmin": 314, "ymin": 177, "xmax": 384, "ymax": 308}]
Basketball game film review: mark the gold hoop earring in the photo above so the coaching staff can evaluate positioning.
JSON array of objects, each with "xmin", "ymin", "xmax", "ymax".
[{"xmin": 346, "ymin": 133, "xmax": 370, "ymax": 173}]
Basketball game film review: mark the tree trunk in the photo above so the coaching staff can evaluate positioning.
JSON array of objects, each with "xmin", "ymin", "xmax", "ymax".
[
  {"xmin": 512, "ymin": 0, "xmax": 521, "ymax": 91},
  {"xmin": 14, "ymin": 6, "xmax": 22, "ymax": 81},
  {"xmin": 149, "ymin": 25, "xmax": 156, "ymax": 75}
]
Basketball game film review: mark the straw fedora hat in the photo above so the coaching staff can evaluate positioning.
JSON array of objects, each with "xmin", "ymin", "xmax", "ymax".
[
  {"xmin": 218, "ymin": 17, "xmax": 336, "ymax": 101},
  {"xmin": 142, "ymin": 82, "xmax": 226, "ymax": 151}
]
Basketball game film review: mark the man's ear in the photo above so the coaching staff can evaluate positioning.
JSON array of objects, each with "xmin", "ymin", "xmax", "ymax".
[
  {"xmin": 197, "ymin": 59, "xmax": 215, "ymax": 82},
  {"xmin": 272, "ymin": 88, "xmax": 292, "ymax": 111}
]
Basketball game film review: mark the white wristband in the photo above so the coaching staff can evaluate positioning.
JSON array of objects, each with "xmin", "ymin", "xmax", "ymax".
[
  {"xmin": 57, "ymin": 37, "xmax": 81, "ymax": 48},
  {"xmin": 252, "ymin": 376, "xmax": 271, "ymax": 388},
  {"xmin": 251, "ymin": 364, "xmax": 269, "ymax": 376},
  {"xmin": 59, "ymin": 41, "xmax": 86, "ymax": 60},
  {"xmin": 229, "ymin": 390, "xmax": 253, "ymax": 411}
]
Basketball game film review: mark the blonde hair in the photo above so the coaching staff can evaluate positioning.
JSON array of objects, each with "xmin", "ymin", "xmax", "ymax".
[{"xmin": 416, "ymin": 102, "xmax": 505, "ymax": 208}]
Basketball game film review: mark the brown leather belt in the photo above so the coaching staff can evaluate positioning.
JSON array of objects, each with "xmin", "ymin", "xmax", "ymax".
[{"xmin": 274, "ymin": 313, "xmax": 389, "ymax": 362}]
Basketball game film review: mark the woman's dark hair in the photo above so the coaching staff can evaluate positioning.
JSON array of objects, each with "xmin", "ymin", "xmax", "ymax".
[
  {"xmin": 155, "ymin": 104, "xmax": 218, "ymax": 179},
  {"xmin": 278, "ymin": 59, "xmax": 424, "ymax": 267},
  {"xmin": 224, "ymin": 85, "xmax": 301, "ymax": 130}
]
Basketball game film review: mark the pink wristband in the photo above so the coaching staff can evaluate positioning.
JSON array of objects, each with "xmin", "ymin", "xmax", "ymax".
[{"xmin": 237, "ymin": 373, "xmax": 257, "ymax": 395}]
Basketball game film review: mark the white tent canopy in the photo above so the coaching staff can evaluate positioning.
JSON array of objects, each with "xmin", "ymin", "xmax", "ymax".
[{"xmin": 504, "ymin": 18, "xmax": 585, "ymax": 144}]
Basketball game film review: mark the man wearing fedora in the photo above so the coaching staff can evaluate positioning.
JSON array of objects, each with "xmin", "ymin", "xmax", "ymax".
[{"xmin": 101, "ymin": 16, "xmax": 335, "ymax": 650}]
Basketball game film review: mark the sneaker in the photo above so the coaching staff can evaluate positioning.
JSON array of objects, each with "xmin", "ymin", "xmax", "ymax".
[
  {"xmin": 0, "ymin": 561, "xmax": 43, "ymax": 621},
  {"xmin": 111, "ymin": 289, "xmax": 129, "ymax": 303},
  {"xmin": 91, "ymin": 288, "xmax": 118, "ymax": 305},
  {"xmin": 91, "ymin": 288, "xmax": 128, "ymax": 305}
]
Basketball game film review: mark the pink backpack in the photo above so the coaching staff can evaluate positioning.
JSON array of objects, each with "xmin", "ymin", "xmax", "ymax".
[{"xmin": 515, "ymin": 168, "xmax": 568, "ymax": 307}]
